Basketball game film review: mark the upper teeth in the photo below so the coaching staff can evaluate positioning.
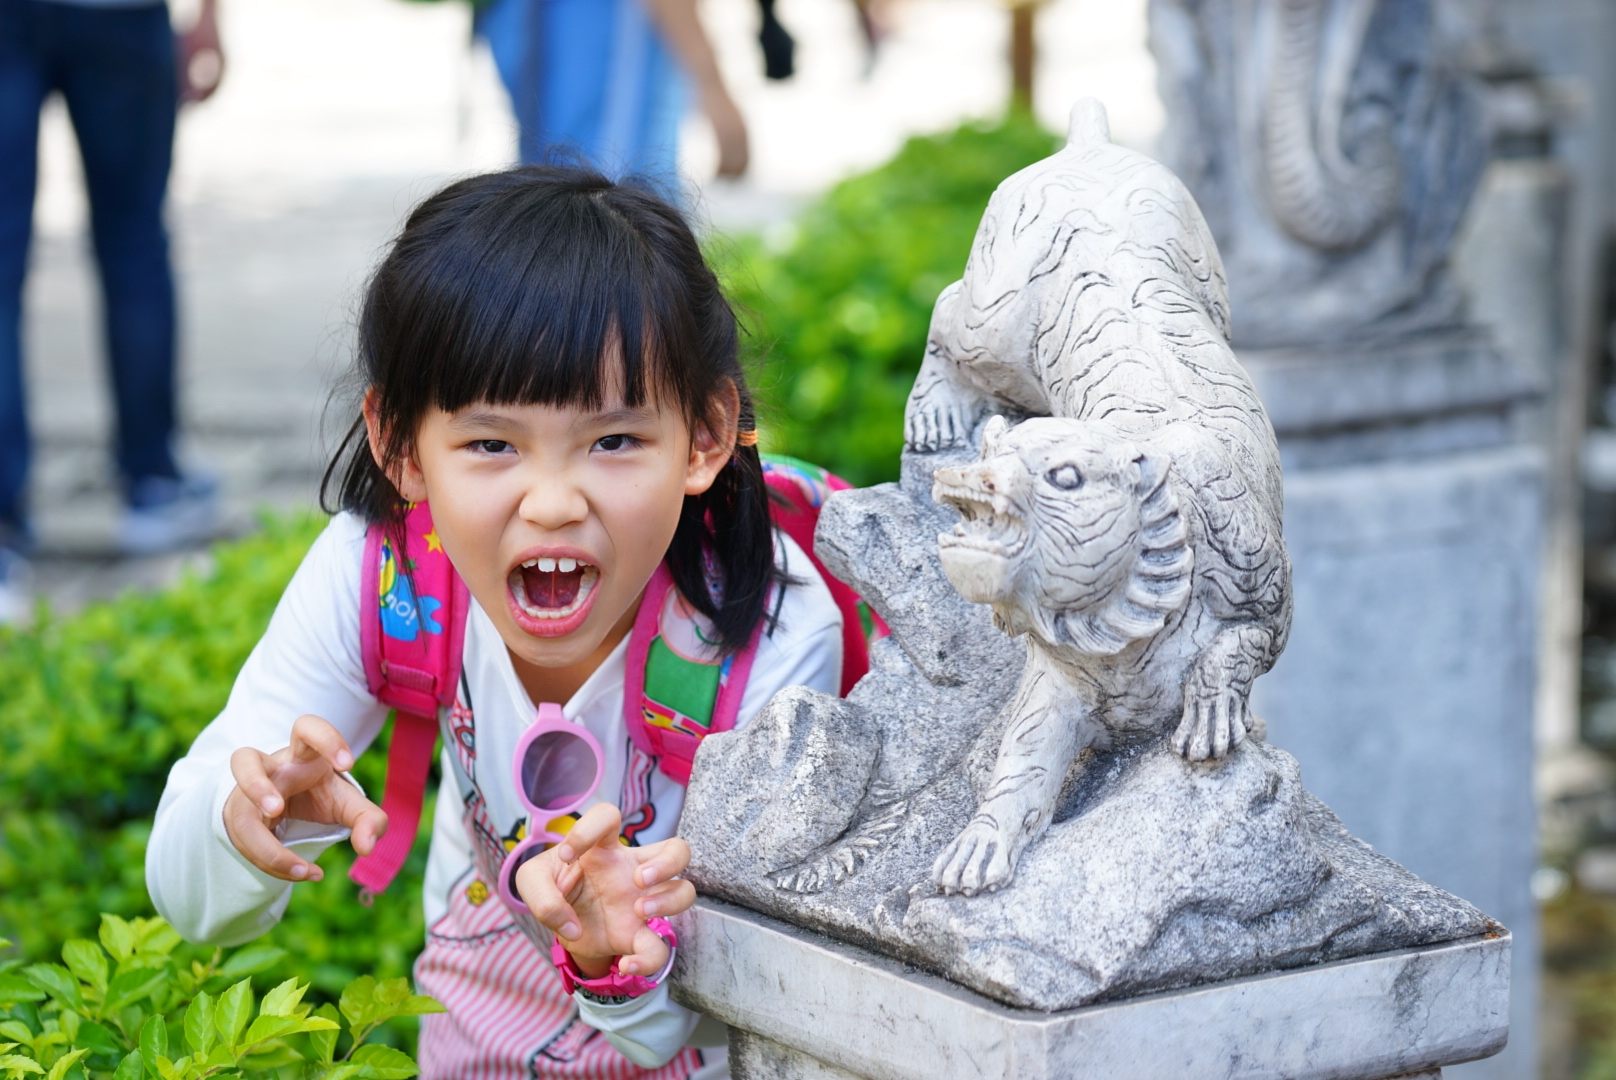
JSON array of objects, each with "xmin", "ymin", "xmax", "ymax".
[{"xmin": 524, "ymin": 556, "xmax": 583, "ymax": 573}]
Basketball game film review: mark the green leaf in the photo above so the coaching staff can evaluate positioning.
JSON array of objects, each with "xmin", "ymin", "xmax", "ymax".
[
  {"xmin": 0, "ymin": 1025, "xmax": 28, "ymax": 1046},
  {"xmin": 239, "ymin": 1013, "xmax": 335, "ymax": 1049},
  {"xmin": 152, "ymin": 1055, "xmax": 181, "ymax": 1080},
  {"xmin": 105, "ymin": 969, "xmax": 168, "ymax": 1014},
  {"xmin": 130, "ymin": 924, "xmax": 180, "ymax": 961},
  {"xmin": 349, "ymin": 1044, "xmax": 419, "ymax": 1079},
  {"xmin": 99, "ymin": 918, "xmax": 135, "ymax": 964},
  {"xmin": 138, "ymin": 1014, "xmax": 167, "ymax": 1075},
  {"xmin": 182, "ymin": 992, "xmax": 214, "ymax": 1056},
  {"xmin": 0, "ymin": 1055, "xmax": 44, "ymax": 1076},
  {"xmin": 213, "ymin": 980, "xmax": 251, "ymax": 1050},
  {"xmin": 0, "ymin": 976, "xmax": 43, "ymax": 1007},
  {"xmin": 60, "ymin": 942, "xmax": 107, "ymax": 998},
  {"xmin": 111, "ymin": 1051, "xmax": 143, "ymax": 1080},
  {"xmin": 19, "ymin": 966, "xmax": 83, "ymax": 1013},
  {"xmin": 371, "ymin": 979, "xmax": 409, "ymax": 1009},
  {"xmin": 236, "ymin": 1042, "xmax": 303, "ymax": 1070},
  {"xmin": 213, "ymin": 946, "xmax": 285, "ymax": 982},
  {"xmin": 255, "ymin": 979, "xmax": 305, "ymax": 1020},
  {"xmin": 71, "ymin": 1021, "xmax": 120, "ymax": 1056},
  {"xmin": 337, "ymin": 977, "xmax": 375, "ymax": 1034},
  {"xmin": 43, "ymin": 1047, "xmax": 87, "ymax": 1080},
  {"xmin": 387, "ymin": 995, "xmax": 444, "ymax": 1020},
  {"xmin": 307, "ymin": 1005, "xmax": 338, "ymax": 1067}
]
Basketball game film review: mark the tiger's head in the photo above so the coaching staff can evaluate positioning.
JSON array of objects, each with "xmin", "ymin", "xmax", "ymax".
[{"xmin": 933, "ymin": 415, "xmax": 1194, "ymax": 655}]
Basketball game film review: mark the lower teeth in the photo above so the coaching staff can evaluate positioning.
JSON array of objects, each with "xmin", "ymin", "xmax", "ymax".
[{"xmin": 511, "ymin": 568, "xmax": 596, "ymax": 619}]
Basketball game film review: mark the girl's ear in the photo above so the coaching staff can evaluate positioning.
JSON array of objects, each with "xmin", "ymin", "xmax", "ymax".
[
  {"xmin": 363, "ymin": 388, "xmax": 429, "ymax": 504},
  {"xmin": 685, "ymin": 379, "xmax": 742, "ymax": 496}
]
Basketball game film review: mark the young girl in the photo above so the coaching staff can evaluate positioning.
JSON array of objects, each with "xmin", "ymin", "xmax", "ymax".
[{"xmin": 145, "ymin": 166, "xmax": 844, "ymax": 1079}]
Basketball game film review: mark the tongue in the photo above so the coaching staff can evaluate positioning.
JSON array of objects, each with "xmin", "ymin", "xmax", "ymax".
[{"xmin": 521, "ymin": 567, "xmax": 583, "ymax": 609}]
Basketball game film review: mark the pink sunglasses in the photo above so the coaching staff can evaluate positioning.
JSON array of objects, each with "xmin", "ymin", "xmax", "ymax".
[{"xmin": 497, "ymin": 702, "xmax": 605, "ymax": 915}]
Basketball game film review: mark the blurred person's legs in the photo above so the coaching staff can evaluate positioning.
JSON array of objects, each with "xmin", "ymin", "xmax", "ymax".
[
  {"xmin": 0, "ymin": 0, "xmax": 49, "ymax": 619},
  {"xmin": 477, "ymin": 0, "xmax": 686, "ymax": 194},
  {"xmin": 0, "ymin": 0, "xmax": 216, "ymax": 581},
  {"xmin": 61, "ymin": 3, "xmax": 179, "ymax": 489},
  {"xmin": 56, "ymin": 0, "xmax": 216, "ymax": 554}
]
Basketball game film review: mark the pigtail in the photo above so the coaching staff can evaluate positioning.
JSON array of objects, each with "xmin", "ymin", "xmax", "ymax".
[
  {"xmin": 665, "ymin": 439, "xmax": 785, "ymax": 654},
  {"xmin": 319, "ymin": 414, "xmax": 413, "ymax": 569}
]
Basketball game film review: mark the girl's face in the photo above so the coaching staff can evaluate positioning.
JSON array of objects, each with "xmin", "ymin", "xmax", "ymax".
[{"xmin": 373, "ymin": 384, "xmax": 736, "ymax": 686}]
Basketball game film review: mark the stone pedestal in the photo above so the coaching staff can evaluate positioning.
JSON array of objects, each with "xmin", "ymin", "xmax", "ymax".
[
  {"xmin": 1241, "ymin": 334, "xmax": 1543, "ymax": 1080},
  {"xmin": 671, "ymin": 898, "xmax": 1509, "ymax": 1080}
]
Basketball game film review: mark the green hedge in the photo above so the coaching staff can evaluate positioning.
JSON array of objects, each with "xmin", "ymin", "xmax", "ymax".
[
  {"xmin": 716, "ymin": 115, "xmax": 1057, "ymax": 486},
  {"xmin": 0, "ymin": 913, "xmax": 438, "ymax": 1079},
  {"xmin": 0, "ymin": 515, "xmax": 431, "ymax": 1010}
]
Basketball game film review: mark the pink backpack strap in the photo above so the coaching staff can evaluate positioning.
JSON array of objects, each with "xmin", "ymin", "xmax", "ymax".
[
  {"xmin": 623, "ymin": 563, "xmax": 763, "ymax": 785},
  {"xmin": 350, "ymin": 503, "xmax": 469, "ymax": 898},
  {"xmin": 761, "ymin": 456, "xmax": 887, "ymax": 695}
]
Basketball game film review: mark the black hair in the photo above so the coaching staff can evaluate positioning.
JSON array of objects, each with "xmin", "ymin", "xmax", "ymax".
[{"xmin": 321, "ymin": 163, "xmax": 779, "ymax": 652}]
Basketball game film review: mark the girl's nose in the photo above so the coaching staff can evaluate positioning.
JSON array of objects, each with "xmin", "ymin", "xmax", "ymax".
[{"xmin": 517, "ymin": 471, "xmax": 589, "ymax": 531}]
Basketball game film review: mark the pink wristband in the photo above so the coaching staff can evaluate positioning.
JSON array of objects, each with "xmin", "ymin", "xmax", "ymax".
[{"xmin": 551, "ymin": 917, "xmax": 678, "ymax": 999}]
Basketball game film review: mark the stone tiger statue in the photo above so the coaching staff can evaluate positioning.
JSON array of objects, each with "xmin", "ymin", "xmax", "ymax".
[{"xmin": 908, "ymin": 100, "xmax": 1293, "ymax": 896}]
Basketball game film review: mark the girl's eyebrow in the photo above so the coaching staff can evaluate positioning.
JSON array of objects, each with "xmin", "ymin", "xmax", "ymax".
[
  {"xmin": 577, "ymin": 405, "xmax": 658, "ymax": 429},
  {"xmin": 447, "ymin": 409, "xmax": 520, "ymax": 432}
]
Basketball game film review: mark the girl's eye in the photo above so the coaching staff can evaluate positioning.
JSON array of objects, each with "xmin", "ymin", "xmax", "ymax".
[
  {"xmin": 470, "ymin": 439, "xmax": 513, "ymax": 455},
  {"xmin": 594, "ymin": 434, "xmax": 638, "ymax": 453}
]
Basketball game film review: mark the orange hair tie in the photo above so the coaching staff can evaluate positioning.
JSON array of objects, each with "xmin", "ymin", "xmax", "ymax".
[{"xmin": 736, "ymin": 429, "xmax": 759, "ymax": 447}]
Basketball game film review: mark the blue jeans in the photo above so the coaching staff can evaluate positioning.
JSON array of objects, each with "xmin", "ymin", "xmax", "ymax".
[
  {"xmin": 475, "ymin": 0, "xmax": 687, "ymax": 196},
  {"xmin": 0, "ymin": 0, "xmax": 180, "ymax": 543}
]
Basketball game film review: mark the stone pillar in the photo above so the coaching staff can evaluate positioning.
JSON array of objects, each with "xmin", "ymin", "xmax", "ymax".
[
  {"xmin": 1147, "ymin": 3, "xmax": 1548, "ymax": 1073},
  {"xmin": 1240, "ymin": 338, "xmax": 1543, "ymax": 1080}
]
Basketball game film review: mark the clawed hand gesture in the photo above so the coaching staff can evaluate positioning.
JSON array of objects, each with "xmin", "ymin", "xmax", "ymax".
[
  {"xmin": 224, "ymin": 714, "xmax": 388, "ymax": 882},
  {"xmin": 514, "ymin": 804, "xmax": 695, "ymax": 978}
]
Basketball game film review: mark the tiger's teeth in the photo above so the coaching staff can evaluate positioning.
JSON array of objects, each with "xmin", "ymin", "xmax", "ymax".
[
  {"xmin": 537, "ymin": 557, "xmax": 556, "ymax": 572},
  {"xmin": 558, "ymin": 557, "xmax": 577, "ymax": 573}
]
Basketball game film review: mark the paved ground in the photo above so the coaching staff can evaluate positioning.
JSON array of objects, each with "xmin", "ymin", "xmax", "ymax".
[{"xmin": 19, "ymin": 0, "xmax": 1158, "ymax": 610}]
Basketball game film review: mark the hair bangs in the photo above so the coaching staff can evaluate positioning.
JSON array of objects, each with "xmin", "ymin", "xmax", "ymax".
[{"xmin": 399, "ymin": 186, "xmax": 677, "ymax": 419}]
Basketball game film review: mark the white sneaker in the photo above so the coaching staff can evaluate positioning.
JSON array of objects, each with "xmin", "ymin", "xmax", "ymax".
[
  {"xmin": 0, "ymin": 547, "xmax": 31, "ymax": 626},
  {"xmin": 119, "ymin": 475, "xmax": 222, "ymax": 556}
]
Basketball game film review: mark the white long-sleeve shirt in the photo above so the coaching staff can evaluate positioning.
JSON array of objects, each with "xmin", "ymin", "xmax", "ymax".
[{"xmin": 147, "ymin": 512, "xmax": 843, "ymax": 1078}]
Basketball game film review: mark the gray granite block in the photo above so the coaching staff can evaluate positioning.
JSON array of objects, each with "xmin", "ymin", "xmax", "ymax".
[{"xmin": 671, "ymin": 898, "xmax": 1509, "ymax": 1080}]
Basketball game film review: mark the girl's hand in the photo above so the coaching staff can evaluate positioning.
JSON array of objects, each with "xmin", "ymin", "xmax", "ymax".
[
  {"xmin": 223, "ymin": 714, "xmax": 388, "ymax": 883},
  {"xmin": 514, "ymin": 803, "xmax": 696, "ymax": 979}
]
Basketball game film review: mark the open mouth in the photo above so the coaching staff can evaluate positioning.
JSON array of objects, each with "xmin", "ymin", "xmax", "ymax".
[
  {"xmin": 507, "ymin": 555, "xmax": 601, "ymax": 636},
  {"xmin": 934, "ymin": 479, "xmax": 1027, "ymax": 560}
]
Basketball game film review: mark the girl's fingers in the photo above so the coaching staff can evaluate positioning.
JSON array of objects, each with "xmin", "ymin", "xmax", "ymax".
[
  {"xmin": 289, "ymin": 714, "xmax": 355, "ymax": 772},
  {"xmin": 221, "ymin": 786, "xmax": 324, "ymax": 883},
  {"xmin": 552, "ymin": 803, "xmax": 622, "ymax": 863},
  {"xmin": 230, "ymin": 746, "xmax": 286, "ymax": 818},
  {"xmin": 635, "ymin": 878, "xmax": 695, "ymax": 920},
  {"xmin": 317, "ymin": 774, "xmax": 388, "ymax": 856},
  {"xmin": 617, "ymin": 923, "xmax": 672, "ymax": 978},
  {"xmin": 632, "ymin": 836, "xmax": 691, "ymax": 888},
  {"xmin": 514, "ymin": 853, "xmax": 583, "ymax": 940},
  {"xmin": 555, "ymin": 857, "xmax": 585, "ymax": 899}
]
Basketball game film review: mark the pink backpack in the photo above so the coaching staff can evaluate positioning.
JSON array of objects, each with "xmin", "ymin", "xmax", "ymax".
[{"xmin": 348, "ymin": 456, "xmax": 884, "ymax": 897}]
